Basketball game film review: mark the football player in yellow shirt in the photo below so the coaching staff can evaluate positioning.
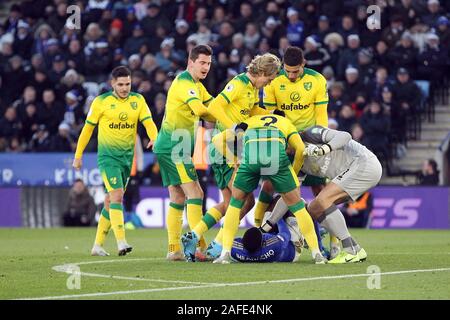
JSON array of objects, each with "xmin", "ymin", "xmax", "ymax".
[
  {"xmin": 153, "ymin": 45, "xmax": 229, "ymax": 261},
  {"xmin": 253, "ymin": 46, "xmax": 336, "ymax": 257},
  {"xmin": 210, "ymin": 114, "xmax": 325, "ymax": 264},
  {"xmin": 181, "ymin": 53, "xmax": 281, "ymax": 262},
  {"xmin": 73, "ymin": 66, "xmax": 158, "ymax": 256}
]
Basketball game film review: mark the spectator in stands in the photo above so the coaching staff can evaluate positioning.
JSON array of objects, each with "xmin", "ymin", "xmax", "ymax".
[
  {"xmin": 328, "ymin": 81, "xmax": 345, "ymax": 119},
  {"xmin": 368, "ymin": 66, "xmax": 391, "ymax": 101},
  {"xmin": 314, "ymin": 15, "xmax": 331, "ymax": 43},
  {"xmin": 85, "ymin": 40, "xmax": 111, "ymax": 82},
  {"xmin": 37, "ymin": 89, "xmax": 64, "ymax": 135},
  {"xmin": 63, "ymin": 178, "xmax": 96, "ymax": 227},
  {"xmin": 360, "ymin": 100, "xmax": 391, "ymax": 161},
  {"xmin": 357, "ymin": 48, "xmax": 376, "ymax": 85},
  {"xmin": 350, "ymin": 123, "xmax": 364, "ymax": 143},
  {"xmin": 373, "ymin": 40, "xmax": 391, "ymax": 69},
  {"xmin": 27, "ymin": 124, "xmax": 50, "ymax": 152},
  {"xmin": 388, "ymin": 31, "xmax": 418, "ymax": 77},
  {"xmin": 338, "ymin": 15, "xmax": 357, "ymax": 41},
  {"xmin": 29, "ymin": 69, "xmax": 52, "ymax": 102},
  {"xmin": 286, "ymin": 7, "xmax": 305, "ymax": 47},
  {"xmin": 172, "ymin": 19, "xmax": 189, "ymax": 56},
  {"xmin": 392, "ymin": 67, "xmax": 422, "ymax": 118},
  {"xmin": 235, "ymin": 2, "xmax": 253, "ymax": 34},
  {"xmin": 19, "ymin": 103, "xmax": 39, "ymax": 142},
  {"xmin": 417, "ymin": 33, "xmax": 447, "ymax": 85},
  {"xmin": 66, "ymin": 39, "xmax": 85, "ymax": 74},
  {"xmin": 422, "ymin": 0, "xmax": 443, "ymax": 28},
  {"xmin": 0, "ymin": 107, "xmax": 21, "ymax": 141},
  {"xmin": 342, "ymin": 67, "xmax": 367, "ymax": 104},
  {"xmin": 436, "ymin": 16, "xmax": 450, "ymax": 51},
  {"xmin": 2, "ymin": 55, "xmax": 27, "ymax": 103},
  {"xmin": 48, "ymin": 122, "xmax": 75, "ymax": 152},
  {"xmin": 244, "ymin": 22, "xmax": 260, "ymax": 50},
  {"xmin": 337, "ymin": 34, "xmax": 360, "ymax": 79},
  {"xmin": 303, "ymin": 35, "xmax": 330, "ymax": 73},
  {"xmin": 48, "ymin": 54, "xmax": 67, "ymax": 84},
  {"xmin": 141, "ymin": 3, "xmax": 171, "ymax": 38},
  {"xmin": 13, "ymin": 20, "xmax": 33, "ymax": 60},
  {"xmin": 337, "ymin": 104, "xmax": 356, "ymax": 134},
  {"xmin": 418, "ymin": 159, "xmax": 440, "ymax": 185},
  {"xmin": 323, "ymin": 32, "xmax": 344, "ymax": 73},
  {"xmin": 381, "ymin": 15, "xmax": 405, "ymax": 47},
  {"xmin": 342, "ymin": 191, "xmax": 373, "ymax": 228}
]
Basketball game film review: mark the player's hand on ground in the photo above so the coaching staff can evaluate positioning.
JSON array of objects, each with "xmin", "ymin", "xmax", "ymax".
[{"xmin": 72, "ymin": 158, "xmax": 82, "ymax": 170}]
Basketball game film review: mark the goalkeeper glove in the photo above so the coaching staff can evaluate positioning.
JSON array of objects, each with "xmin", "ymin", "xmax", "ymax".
[
  {"xmin": 272, "ymin": 109, "xmax": 285, "ymax": 117},
  {"xmin": 303, "ymin": 143, "xmax": 332, "ymax": 157}
]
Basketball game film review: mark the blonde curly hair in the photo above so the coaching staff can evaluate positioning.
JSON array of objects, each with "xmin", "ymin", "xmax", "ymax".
[{"xmin": 246, "ymin": 53, "xmax": 281, "ymax": 77}]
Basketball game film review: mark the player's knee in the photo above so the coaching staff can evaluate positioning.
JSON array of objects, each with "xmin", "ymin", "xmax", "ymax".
[
  {"xmin": 311, "ymin": 184, "xmax": 325, "ymax": 196},
  {"xmin": 109, "ymin": 190, "xmax": 123, "ymax": 203},
  {"xmin": 170, "ymin": 193, "xmax": 185, "ymax": 205},
  {"xmin": 245, "ymin": 194, "xmax": 255, "ymax": 208},
  {"xmin": 262, "ymin": 181, "xmax": 274, "ymax": 194},
  {"xmin": 308, "ymin": 197, "xmax": 328, "ymax": 218},
  {"xmin": 104, "ymin": 195, "xmax": 110, "ymax": 211}
]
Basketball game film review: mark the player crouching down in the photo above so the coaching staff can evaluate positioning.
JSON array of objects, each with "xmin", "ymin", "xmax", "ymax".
[{"xmin": 263, "ymin": 125, "xmax": 382, "ymax": 263}]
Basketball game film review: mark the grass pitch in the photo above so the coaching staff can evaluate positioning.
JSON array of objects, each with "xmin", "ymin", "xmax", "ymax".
[{"xmin": 1, "ymin": 228, "xmax": 449, "ymax": 300}]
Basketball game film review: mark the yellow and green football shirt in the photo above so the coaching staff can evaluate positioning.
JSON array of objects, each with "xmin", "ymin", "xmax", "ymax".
[
  {"xmin": 215, "ymin": 73, "xmax": 260, "ymax": 132},
  {"xmin": 263, "ymin": 68, "xmax": 328, "ymax": 131},
  {"xmin": 242, "ymin": 114, "xmax": 299, "ymax": 146},
  {"xmin": 85, "ymin": 91, "xmax": 153, "ymax": 167},
  {"xmin": 153, "ymin": 70, "xmax": 213, "ymax": 155}
]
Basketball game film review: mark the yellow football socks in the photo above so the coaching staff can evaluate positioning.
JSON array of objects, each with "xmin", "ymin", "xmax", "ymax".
[
  {"xmin": 222, "ymin": 197, "xmax": 244, "ymax": 251},
  {"xmin": 167, "ymin": 202, "xmax": 184, "ymax": 253},
  {"xmin": 94, "ymin": 208, "xmax": 111, "ymax": 246},
  {"xmin": 110, "ymin": 203, "xmax": 126, "ymax": 242}
]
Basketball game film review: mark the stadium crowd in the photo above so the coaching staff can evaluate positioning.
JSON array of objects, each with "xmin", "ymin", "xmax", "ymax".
[{"xmin": 0, "ymin": 0, "xmax": 449, "ymax": 172}]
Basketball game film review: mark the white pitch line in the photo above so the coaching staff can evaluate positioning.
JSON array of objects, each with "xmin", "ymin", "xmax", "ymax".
[
  {"xmin": 52, "ymin": 259, "xmax": 223, "ymax": 286},
  {"xmin": 21, "ymin": 266, "xmax": 450, "ymax": 300}
]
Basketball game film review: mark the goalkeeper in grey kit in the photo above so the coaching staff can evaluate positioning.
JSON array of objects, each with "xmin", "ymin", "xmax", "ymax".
[{"xmin": 263, "ymin": 125, "xmax": 382, "ymax": 264}]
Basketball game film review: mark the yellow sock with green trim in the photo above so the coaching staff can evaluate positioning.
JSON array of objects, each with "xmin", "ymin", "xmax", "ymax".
[
  {"xmin": 167, "ymin": 202, "xmax": 184, "ymax": 253},
  {"xmin": 289, "ymin": 201, "xmax": 319, "ymax": 253},
  {"xmin": 193, "ymin": 207, "xmax": 223, "ymax": 237},
  {"xmin": 222, "ymin": 197, "xmax": 244, "ymax": 251},
  {"xmin": 94, "ymin": 208, "xmax": 111, "ymax": 246},
  {"xmin": 214, "ymin": 227, "xmax": 224, "ymax": 245},
  {"xmin": 186, "ymin": 198, "xmax": 204, "ymax": 229},
  {"xmin": 110, "ymin": 203, "xmax": 125, "ymax": 242},
  {"xmin": 254, "ymin": 191, "xmax": 272, "ymax": 227},
  {"xmin": 186, "ymin": 198, "xmax": 206, "ymax": 248}
]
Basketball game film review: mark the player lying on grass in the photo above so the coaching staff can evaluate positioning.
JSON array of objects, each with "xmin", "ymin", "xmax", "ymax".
[
  {"xmin": 261, "ymin": 125, "xmax": 382, "ymax": 263},
  {"xmin": 230, "ymin": 212, "xmax": 304, "ymax": 263},
  {"xmin": 192, "ymin": 114, "xmax": 326, "ymax": 264}
]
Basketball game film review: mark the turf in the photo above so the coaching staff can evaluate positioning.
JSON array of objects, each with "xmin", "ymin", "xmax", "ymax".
[{"xmin": 0, "ymin": 228, "xmax": 449, "ymax": 300}]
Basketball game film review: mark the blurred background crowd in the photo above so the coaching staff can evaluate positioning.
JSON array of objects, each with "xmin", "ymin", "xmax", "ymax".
[{"xmin": 0, "ymin": 0, "xmax": 449, "ymax": 186}]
